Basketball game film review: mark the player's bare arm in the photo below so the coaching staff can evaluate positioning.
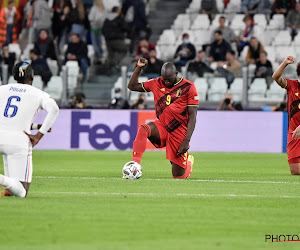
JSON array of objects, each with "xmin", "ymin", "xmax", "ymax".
[
  {"xmin": 272, "ymin": 56, "xmax": 295, "ymax": 88},
  {"xmin": 177, "ymin": 106, "xmax": 197, "ymax": 155},
  {"xmin": 128, "ymin": 58, "xmax": 148, "ymax": 92}
]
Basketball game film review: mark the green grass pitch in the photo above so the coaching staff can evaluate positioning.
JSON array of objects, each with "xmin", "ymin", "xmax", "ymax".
[{"xmin": 0, "ymin": 150, "xmax": 300, "ymax": 250}]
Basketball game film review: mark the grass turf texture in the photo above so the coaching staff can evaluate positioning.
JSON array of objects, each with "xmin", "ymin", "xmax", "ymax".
[{"xmin": 0, "ymin": 151, "xmax": 299, "ymax": 250}]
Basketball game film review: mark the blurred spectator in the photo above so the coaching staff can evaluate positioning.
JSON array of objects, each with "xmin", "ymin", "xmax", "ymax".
[
  {"xmin": 70, "ymin": 0, "xmax": 85, "ymax": 39},
  {"xmin": 34, "ymin": 29, "xmax": 57, "ymax": 60},
  {"xmin": 88, "ymin": 0, "xmax": 106, "ymax": 63},
  {"xmin": 241, "ymin": 0, "xmax": 271, "ymax": 14},
  {"xmin": 272, "ymin": 0, "xmax": 296, "ymax": 15},
  {"xmin": 33, "ymin": 0, "xmax": 52, "ymax": 40},
  {"xmin": 142, "ymin": 48, "xmax": 163, "ymax": 78},
  {"xmin": 210, "ymin": 16, "xmax": 236, "ymax": 43},
  {"xmin": 200, "ymin": 0, "xmax": 219, "ymax": 20},
  {"xmin": 246, "ymin": 37, "xmax": 264, "ymax": 64},
  {"xmin": 130, "ymin": 0, "xmax": 152, "ymax": 54},
  {"xmin": 187, "ymin": 50, "xmax": 214, "ymax": 77},
  {"xmin": 217, "ymin": 94, "xmax": 243, "ymax": 111},
  {"xmin": 69, "ymin": 92, "xmax": 86, "ymax": 109},
  {"xmin": 102, "ymin": 6, "xmax": 129, "ymax": 70},
  {"xmin": 109, "ymin": 88, "xmax": 129, "ymax": 109},
  {"xmin": 209, "ymin": 30, "xmax": 232, "ymax": 63},
  {"xmin": 174, "ymin": 33, "xmax": 196, "ymax": 70},
  {"xmin": 0, "ymin": 0, "xmax": 21, "ymax": 45},
  {"xmin": 30, "ymin": 48, "xmax": 52, "ymax": 88},
  {"xmin": 58, "ymin": 0, "xmax": 73, "ymax": 52},
  {"xmin": 132, "ymin": 93, "xmax": 147, "ymax": 109},
  {"xmin": 0, "ymin": 43, "xmax": 16, "ymax": 77},
  {"xmin": 254, "ymin": 51, "xmax": 273, "ymax": 87},
  {"xmin": 216, "ymin": 50, "xmax": 241, "ymax": 86},
  {"xmin": 285, "ymin": 3, "xmax": 300, "ymax": 40},
  {"xmin": 64, "ymin": 33, "xmax": 89, "ymax": 78},
  {"xmin": 237, "ymin": 14, "xmax": 256, "ymax": 55},
  {"xmin": 135, "ymin": 38, "xmax": 155, "ymax": 61}
]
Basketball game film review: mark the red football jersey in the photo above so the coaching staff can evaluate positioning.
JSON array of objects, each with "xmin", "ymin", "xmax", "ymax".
[
  {"xmin": 141, "ymin": 77, "xmax": 199, "ymax": 137},
  {"xmin": 286, "ymin": 78, "xmax": 300, "ymax": 145}
]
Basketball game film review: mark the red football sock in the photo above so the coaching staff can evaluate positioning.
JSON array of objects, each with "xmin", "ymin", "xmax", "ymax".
[
  {"xmin": 173, "ymin": 160, "xmax": 192, "ymax": 179},
  {"xmin": 132, "ymin": 124, "xmax": 151, "ymax": 164}
]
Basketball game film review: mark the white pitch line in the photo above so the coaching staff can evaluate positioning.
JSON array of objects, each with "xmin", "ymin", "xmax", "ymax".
[
  {"xmin": 30, "ymin": 191, "xmax": 300, "ymax": 199},
  {"xmin": 33, "ymin": 176, "xmax": 300, "ymax": 185}
]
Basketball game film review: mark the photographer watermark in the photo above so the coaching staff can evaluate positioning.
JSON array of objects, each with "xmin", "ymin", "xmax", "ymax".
[{"xmin": 265, "ymin": 234, "xmax": 300, "ymax": 243}]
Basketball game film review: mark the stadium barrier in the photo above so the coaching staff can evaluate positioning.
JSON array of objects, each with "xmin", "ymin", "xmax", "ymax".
[{"xmin": 34, "ymin": 110, "xmax": 287, "ymax": 153}]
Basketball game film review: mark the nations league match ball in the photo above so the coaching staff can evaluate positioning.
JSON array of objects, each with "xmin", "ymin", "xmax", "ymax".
[{"xmin": 122, "ymin": 161, "xmax": 142, "ymax": 180}]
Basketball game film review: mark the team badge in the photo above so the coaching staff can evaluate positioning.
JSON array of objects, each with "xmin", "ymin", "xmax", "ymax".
[
  {"xmin": 176, "ymin": 89, "xmax": 182, "ymax": 97},
  {"xmin": 296, "ymin": 92, "xmax": 299, "ymax": 97},
  {"xmin": 160, "ymin": 88, "xmax": 165, "ymax": 92}
]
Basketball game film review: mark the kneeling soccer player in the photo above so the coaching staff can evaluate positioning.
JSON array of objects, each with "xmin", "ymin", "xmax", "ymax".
[
  {"xmin": 0, "ymin": 61, "xmax": 59, "ymax": 197},
  {"xmin": 128, "ymin": 58, "xmax": 199, "ymax": 178},
  {"xmin": 273, "ymin": 55, "xmax": 300, "ymax": 175}
]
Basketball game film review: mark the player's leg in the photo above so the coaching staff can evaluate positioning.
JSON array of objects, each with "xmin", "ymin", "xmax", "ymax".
[
  {"xmin": 2, "ymin": 154, "xmax": 12, "ymax": 196},
  {"xmin": 0, "ymin": 145, "xmax": 32, "ymax": 197},
  {"xmin": 166, "ymin": 137, "xmax": 194, "ymax": 179},
  {"xmin": 132, "ymin": 122, "xmax": 161, "ymax": 163},
  {"xmin": 288, "ymin": 157, "xmax": 300, "ymax": 175},
  {"xmin": 171, "ymin": 155, "xmax": 193, "ymax": 179}
]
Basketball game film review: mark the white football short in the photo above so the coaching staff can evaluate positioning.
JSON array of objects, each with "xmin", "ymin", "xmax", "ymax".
[{"xmin": 0, "ymin": 142, "xmax": 32, "ymax": 183}]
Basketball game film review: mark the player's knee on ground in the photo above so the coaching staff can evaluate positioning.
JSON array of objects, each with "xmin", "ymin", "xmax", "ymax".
[
  {"xmin": 289, "ymin": 164, "xmax": 300, "ymax": 175},
  {"xmin": 172, "ymin": 163, "xmax": 188, "ymax": 179}
]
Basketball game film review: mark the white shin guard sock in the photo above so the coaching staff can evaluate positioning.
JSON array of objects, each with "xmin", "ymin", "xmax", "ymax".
[{"xmin": 0, "ymin": 174, "xmax": 26, "ymax": 198}]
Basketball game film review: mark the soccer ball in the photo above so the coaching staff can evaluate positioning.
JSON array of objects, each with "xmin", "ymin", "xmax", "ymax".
[{"xmin": 122, "ymin": 161, "xmax": 142, "ymax": 180}]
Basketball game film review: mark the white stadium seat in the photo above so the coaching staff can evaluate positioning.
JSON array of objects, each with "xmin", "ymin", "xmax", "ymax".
[
  {"xmin": 272, "ymin": 30, "xmax": 291, "ymax": 46},
  {"xmin": 157, "ymin": 29, "xmax": 176, "ymax": 45},
  {"xmin": 207, "ymin": 77, "xmax": 228, "ymax": 101},
  {"xmin": 266, "ymin": 81, "xmax": 286, "ymax": 101},
  {"xmin": 254, "ymin": 14, "xmax": 267, "ymax": 30},
  {"xmin": 228, "ymin": 78, "xmax": 243, "ymax": 101},
  {"xmin": 229, "ymin": 14, "xmax": 245, "ymax": 31},
  {"xmin": 275, "ymin": 46, "xmax": 295, "ymax": 62},
  {"xmin": 44, "ymin": 76, "xmax": 63, "ymax": 100},
  {"xmin": 224, "ymin": 0, "xmax": 241, "ymax": 14},
  {"xmin": 32, "ymin": 75, "xmax": 43, "ymax": 90},
  {"xmin": 248, "ymin": 78, "xmax": 267, "ymax": 101},
  {"xmin": 190, "ymin": 14, "xmax": 210, "ymax": 30},
  {"xmin": 267, "ymin": 14, "xmax": 285, "ymax": 30},
  {"xmin": 193, "ymin": 77, "xmax": 208, "ymax": 101}
]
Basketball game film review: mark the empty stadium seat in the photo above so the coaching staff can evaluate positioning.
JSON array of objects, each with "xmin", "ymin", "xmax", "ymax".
[
  {"xmin": 66, "ymin": 61, "xmax": 80, "ymax": 94},
  {"xmin": 8, "ymin": 76, "xmax": 15, "ymax": 84},
  {"xmin": 267, "ymin": 14, "xmax": 284, "ymax": 30},
  {"xmin": 207, "ymin": 77, "xmax": 228, "ymax": 101},
  {"xmin": 224, "ymin": 0, "xmax": 242, "ymax": 14},
  {"xmin": 44, "ymin": 76, "xmax": 63, "ymax": 100},
  {"xmin": 32, "ymin": 75, "xmax": 43, "ymax": 90},
  {"xmin": 228, "ymin": 78, "xmax": 243, "ymax": 101},
  {"xmin": 190, "ymin": 14, "xmax": 210, "ymax": 30},
  {"xmin": 172, "ymin": 14, "xmax": 191, "ymax": 34},
  {"xmin": 47, "ymin": 59, "xmax": 59, "ymax": 76},
  {"xmin": 157, "ymin": 29, "xmax": 176, "ymax": 45},
  {"xmin": 266, "ymin": 81, "xmax": 286, "ymax": 101},
  {"xmin": 248, "ymin": 78, "xmax": 267, "ymax": 101},
  {"xmin": 254, "ymin": 14, "xmax": 267, "ymax": 30},
  {"xmin": 21, "ymin": 43, "xmax": 34, "ymax": 60},
  {"xmin": 194, "ymin": 77, "xmax": 208, "ymax": 101},
  {"xmin": 275, "ymin": 46, "xmax": 295, "ymax": 62},
  {"xmin": 272, "ymin": 30, "xmax": 291, "ymax": 46},
  {"xmin": 229, "ymin": 14, "xmax": 245, "ymax": 31}
]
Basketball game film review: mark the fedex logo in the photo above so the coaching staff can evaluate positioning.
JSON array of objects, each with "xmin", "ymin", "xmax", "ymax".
[{"xmin": 71, "ymin": 111, "xmax": 137, "ymax": 150}]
